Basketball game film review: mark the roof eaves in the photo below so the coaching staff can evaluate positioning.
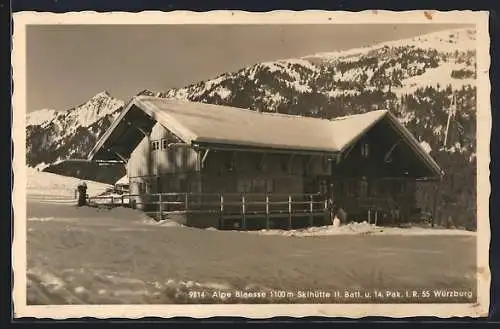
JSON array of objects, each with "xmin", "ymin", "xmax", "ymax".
[
  {"xmin": 87, "ymin": 100, "xmax": 136, "ymax": 161},
  {"xmin": 133, "ymin": 97, "xmax": 198, "ymax": 145},
  {"xmin": 194, "ymin": 139, "xmax": 341, "ymax": 156}
]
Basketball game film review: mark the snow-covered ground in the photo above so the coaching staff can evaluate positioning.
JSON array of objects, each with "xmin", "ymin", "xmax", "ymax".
[
  {"xmin": 249, "ymin": 221, "xmax": 475, "ymax": 237},
  {"xmin": 392, "ymin": 61, "xmax": 476, "ymax": 96},
  {"xmin": 26, "ymin": 203, "xmax": 477, "ymax": 305},
  {"xmin": 26, "ymin": 167, "xmax": 112, "ymax": 200}
]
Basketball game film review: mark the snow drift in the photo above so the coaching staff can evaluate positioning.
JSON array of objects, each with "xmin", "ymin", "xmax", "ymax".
[{"xmin": 251, "ymin": 221, "xmax": 476, "ymax": 237}]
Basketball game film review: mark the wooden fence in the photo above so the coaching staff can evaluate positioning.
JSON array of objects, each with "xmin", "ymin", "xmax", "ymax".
[{"xmin": 88, "ymin": 192, "xmax": 330, "ymax": 230}]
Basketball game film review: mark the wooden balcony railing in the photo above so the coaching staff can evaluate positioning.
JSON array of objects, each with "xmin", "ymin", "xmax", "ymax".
[{"xmin": 88, "ymin": 192, "xmax": 330, "ymax": 229}]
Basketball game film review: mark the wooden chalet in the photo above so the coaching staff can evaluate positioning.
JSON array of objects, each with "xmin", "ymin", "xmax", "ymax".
[{"xmin": 88, "ymin": 96, "xmax": 443, "ymax": 229}]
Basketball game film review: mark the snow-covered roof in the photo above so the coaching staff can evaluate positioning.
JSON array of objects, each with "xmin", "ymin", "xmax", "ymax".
[
  {"xmin": 136, "ymin": 97, "xmax": 387, "ymax": 152},
  {"xmin": 89, "ymin": 96, "xmax": 443, "ymax": 178}
]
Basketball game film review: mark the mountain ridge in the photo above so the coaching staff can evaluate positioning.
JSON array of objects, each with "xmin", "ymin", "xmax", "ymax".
[{"xmin": 26, "ymin": 91, "xmax": 125, "ymax": 170}]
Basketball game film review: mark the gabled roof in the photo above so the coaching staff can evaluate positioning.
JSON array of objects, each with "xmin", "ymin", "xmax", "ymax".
[{"xmin": 88, "ymin": 96, "xmax": 443, "ymax": 178}]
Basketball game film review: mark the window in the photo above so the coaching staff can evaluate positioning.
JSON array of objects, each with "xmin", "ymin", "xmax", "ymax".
[
  {"xmin": 138, "ymin": 182, "xmax": 146, "ymax": 194},
  {"xmin": 151, "ymin": 141, "xmax": 159, "ymax": 151},
  {"xmin": 361, "ymin": 142, "xmax": 370, "ymax": 158},
  {"xmin": 225, "ymin": 154, "xmax": 235, "ymax": 172},
  {"xmin": 162, "ymin": 139, "xmax": 168, "ymax": 150}
]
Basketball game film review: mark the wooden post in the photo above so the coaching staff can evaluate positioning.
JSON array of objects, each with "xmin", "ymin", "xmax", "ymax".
[
  {"xmin": 309, "ymin": 194, "xmax": 314, "ymax": 227},
  {"xmin": 220, "ymin": 194, "xmax": 224, "ymax": 229},
  {"xmin": 368, "ymin": 209, "xmax": 371, "ymax": 224},
  {"xmin": 324, "ymin": 199, "xmax": 328, "ymax": 223},
  {"xmin": 375, "ymin": 211, "xmax": 378, "ymax": 226},
  {"xmin": 432, "ymin": 180, "xmax": 442, "ymax": 228},
  {"xmin": 158, "ymin": 193, "xmax": 163, "ymax": 221},
  {"xmin": 241, "ymin": 194, "xmax": 246, "ymax": 230},
  {"xmin": 288, "ymin": 195, "xmax": 292, "ymax": 230},
  {"xmin": 185, "ymin": 193, "xmax": 189, "ymax": 211},
  {"xmin": 265, "ymin": 195, "xmax": 270, "ymax": 230}
]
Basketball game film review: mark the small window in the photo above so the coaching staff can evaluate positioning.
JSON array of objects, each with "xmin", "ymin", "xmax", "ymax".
[
  {"xmin": 138, "ymin": 182, "xmax": 146, "ymax": 194},
  {"xmin": 225, "ymin": 154, "xmax": 235, "ymax": 172},
  {"xmin": 361, "ymin": 142, "xmax": 370, "ymax": 158},
  {"xmin": 162, "ymin": 139, "xmax": 168, "ymax": 150},
  {"xmin": 151, "ymin": 141, "xmax": 159, "ymax": 151}
]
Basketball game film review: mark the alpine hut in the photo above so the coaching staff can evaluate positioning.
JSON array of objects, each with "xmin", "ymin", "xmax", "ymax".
[
  {"xmin": 88, "ymin": 96, "xmax": 443, "ymax": 229},
  {"xmin": 114, "ymin": 175, "xmax": 130, "ymax": 193}
]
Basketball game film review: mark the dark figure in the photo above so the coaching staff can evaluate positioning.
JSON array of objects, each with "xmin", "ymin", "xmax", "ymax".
[
  {"xmin": 325, "ymin": 183, "xmax": 337, "ymax": 222},
  {"xmin": 76, "ymin": 181, "xmax": 88, "ymax": 207},
  {"xmin": 336, "ymin": 207, "xmax": 347, "ymax": 223}
]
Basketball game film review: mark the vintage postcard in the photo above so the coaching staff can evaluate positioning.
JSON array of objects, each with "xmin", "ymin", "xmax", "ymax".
[{"xmin": 12, "ymin": 10, "xmax": 491, "ymax": 319}]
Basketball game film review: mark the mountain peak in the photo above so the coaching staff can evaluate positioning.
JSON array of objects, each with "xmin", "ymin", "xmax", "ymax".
[
  {"xmin": 137, "ymin": 89, "xmax": 156, "ymax": 96},
  {"xmin": 92, "ymin": 90, "xmax": 114, "ymax": 99}
]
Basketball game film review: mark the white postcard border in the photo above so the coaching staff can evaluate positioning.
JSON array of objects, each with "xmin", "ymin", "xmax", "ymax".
[{"xmin": 12, "ymin": 10, "xmax": 491, "ymax": 319}]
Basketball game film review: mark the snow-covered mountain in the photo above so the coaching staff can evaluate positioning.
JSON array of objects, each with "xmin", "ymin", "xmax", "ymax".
[
  {"xmin": 138, "ymin": 27, "xmax": 476, "ymax": 155},
  {"xmin": 26, "ymin": 27, "xmax": 477, "ymax": 228},
  {"xmin": 26, "ymin": 91, "xmax": 125, "ymax": 169}
]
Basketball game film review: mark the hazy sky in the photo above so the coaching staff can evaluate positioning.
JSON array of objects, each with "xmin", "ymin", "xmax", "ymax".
[{"xmin": 26, "ymin": 23, "xmax": 470, "ymax": 112}]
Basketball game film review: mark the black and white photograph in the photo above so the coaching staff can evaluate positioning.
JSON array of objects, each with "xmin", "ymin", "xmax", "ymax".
[{"xmin": 12, "ymin": 10, "xmax": 490, "ymax": 318}]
